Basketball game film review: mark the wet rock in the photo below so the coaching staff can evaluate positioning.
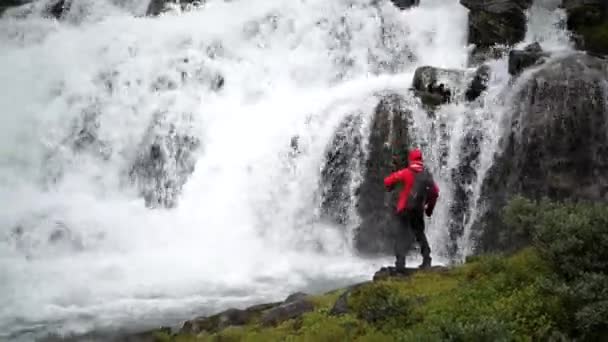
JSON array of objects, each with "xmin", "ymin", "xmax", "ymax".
[
  {"xmin": 319, "ymin": 114, "xmax": 364, "ymax": 225},
  {"xmin": 46, "ymin": 0, "xmax": 68, "ymax": 19},
  {"xmin": 563, "ymin": 0, "xmax": 608, "ymax": 56},
  {"xmin": 373, "ymin": 265, "xmax": 448, "ymax": 281},
  {"xmin": 465, "ymin": 64, "xmax": 491, "ymax": 101},
  {"xmin": 508, "ymin": 42, "xmax": 549, "ymax": 75},
  {"xmin": 412, "ymin": 66, "xmax": 463, "ymax": 106},
  {"xmin": 460, "ymin": 0, "xmax": 532, "ymax": 50},
  {"xmin": 447, "ymin": 128, "xmax": 482, "ymax": 258},
  {"xmin": 284, "ymin": 292, "xmax": 309, "ymax": 303},
  {"xmin": 330, "ymin": 283, "xmax": 370, "ymax": 316},
  {"xmin": 473, "ymin": 53, "xmax": 608, "ymax": 253},
  {"xmin": 389, "ymin": 0, "xmax": 420, "ymax": 10},
  {"xmin": 181, "ymin": 308, "xmax": 258, "ymax": 334},
  {"xmin": 469, "ymin": 45, "xmax": 510, "ymax": 65},
  {"xmin": 0, "ymin": 0, "xmax": 29, "ymax": 16},
  {"xmin": 1, "ymin": 0, "xmax": 72, "ymax": 19},
  {"xmin": 354, "ymin": 94, "xmax": 413, "ymax": 255},
  {"xmin": 129, "ymin": 111, "xmax": 200, "ymax": 209},
  {"xmin": 260, "ymin": 294, "xmax": 314, "ymax": 326},
  {"xmin": 146, "ymin": 0, "xmax": 201, "ymax": 16}
]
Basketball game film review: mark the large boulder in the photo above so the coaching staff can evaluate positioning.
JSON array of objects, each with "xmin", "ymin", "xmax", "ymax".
[
  {"xmin": 260, "ymin": 294, "xmax": 314, "ymax": 326},
  {"xmin": 354, "ymin": 94, "xmax": 414, "ymax": 255},
  {"xmin": 472, "ymin": 53, "xmax": 608, "ymax": 253},
  {"xmin": 389, "ymin": 0, "xmax": 420, "ymax": 10},
  {"xmin": 146, "ymin": 0, "xmax": 200, "ymax": 16},
  {"xmin": 1, "ymin": 0, "xmax": 69, "ymax": 19},
  {"xmin": 319, "ymin": 114, "xmax": 364, "ymax": 225},
  {"xmin": 508, "ymin": 42, "xmax": 549, "ymax": 76},
  {"xmin": 563, "ymin": 0, "xmax": 608, "ymax": 56},
  {"xmin": 460, "ymin": 0, "xmax": 532, "ymax": 50},
  {"xmin": 412, "ymin": 66, "xmax": 465, "ymax": 106},
  {"xmin": 465, "ymin": 64, "xmax": 491, "ymax": 101}
]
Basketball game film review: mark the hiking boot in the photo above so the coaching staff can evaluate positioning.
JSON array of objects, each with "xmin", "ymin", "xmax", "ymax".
[
  {"xmin": 419, "ymin": 257, "xmax": 432, "ymax": 269},
  {"xmin": 394, "ymin": 266, "xmax": 408, "ymax": 274}
]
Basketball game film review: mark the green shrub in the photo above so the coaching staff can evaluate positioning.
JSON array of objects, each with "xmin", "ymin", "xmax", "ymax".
[
  {"xmin": 503, "ymin": 197, "xmax": 608, "ymax": 340},
  {"xmin": 348, "ymin": 282, "xmax": 420, "ymax": 330}
]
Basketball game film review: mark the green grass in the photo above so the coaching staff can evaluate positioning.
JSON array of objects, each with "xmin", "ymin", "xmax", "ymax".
[{"xmin": 157, "ymin": 248, "xmax": 565, "ymax": 341}]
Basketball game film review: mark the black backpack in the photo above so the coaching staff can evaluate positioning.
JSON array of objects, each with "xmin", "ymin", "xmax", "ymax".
[{"xmin": 405, "ymin": 169, "xmax": 434, "ymax": 213}]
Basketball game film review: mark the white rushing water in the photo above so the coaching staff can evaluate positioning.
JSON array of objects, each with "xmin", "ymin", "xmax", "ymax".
[{"xmin": 0, "ymin": 0, "xmax": 572, "ymax": 339}]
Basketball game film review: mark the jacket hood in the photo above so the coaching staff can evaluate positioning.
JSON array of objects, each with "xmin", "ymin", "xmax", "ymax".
[
  {"xmin": 408, "ymin": 149, "xmax": 424, "ymax": 172},
  {"xmin": 408, "ymin": 148, "xmax": 423, "ymax": 162}
]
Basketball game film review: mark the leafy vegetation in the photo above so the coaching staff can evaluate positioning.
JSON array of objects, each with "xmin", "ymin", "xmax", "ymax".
[{"xmin": 154, "ymin": 197, "xmax": 608, "ymax": 341}]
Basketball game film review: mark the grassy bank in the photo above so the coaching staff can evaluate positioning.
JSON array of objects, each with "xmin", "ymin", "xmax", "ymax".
[{"xmin": 152, "ymin": 197, "xmax": 608, "ymax": 341}]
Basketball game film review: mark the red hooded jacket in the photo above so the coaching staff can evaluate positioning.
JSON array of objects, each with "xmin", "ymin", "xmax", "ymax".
[{"xmin": 383, "ymin": 149, "xmax": 439, "ymax": 215}]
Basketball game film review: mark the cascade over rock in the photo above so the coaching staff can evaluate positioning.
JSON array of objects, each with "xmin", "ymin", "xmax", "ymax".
[
  {"xmin": 412, "ymin": 66, "xmax": 463, "ymax": 106},
  {"xmin": 319, "ymin": 114, "xmax": 364, "ymax": 225},
  {"xmin": 354, "ymin": 94, "xmax": 413, "ymax": 255},
  {"xmin": 0, "ymin": 0, "xmax": 69, "ymax": 19},
  {"xmin": 460, "ymin": 0, "xmax": 532, "ymax": 50},
  {"xmin": 473, "ymin": 53, "xmax": 608, "ymax": 253},
  {"xmin": 508, "ymin": 42, "xmax": 549, "ymax": 76},
  {"xmin": 465, "ymin": 64, "xmax": 491, "ymax": 101},
  {"xmin": 129, "ymin": 111, "xmax": 200, "ymax": 209}
]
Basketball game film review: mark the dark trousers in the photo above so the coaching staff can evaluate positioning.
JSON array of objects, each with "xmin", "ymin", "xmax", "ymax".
[{"xmin": 394, "ymin": 211, "xmax": 431, "ymax": 269}]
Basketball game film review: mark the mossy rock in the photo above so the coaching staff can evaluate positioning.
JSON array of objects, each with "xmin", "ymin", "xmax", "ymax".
[{"xmin": 565, "ymin": 2, "xmax": 608, "ymax": 56}]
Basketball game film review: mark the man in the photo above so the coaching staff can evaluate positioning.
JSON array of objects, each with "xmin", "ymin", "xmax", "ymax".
[{"xmin": 384, "ymin": 148, "xmax": 439, "ymax": 270}]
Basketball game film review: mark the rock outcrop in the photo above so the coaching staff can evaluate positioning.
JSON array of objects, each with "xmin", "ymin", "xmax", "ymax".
[
  {"xmin": 465, "ymin": 64, "xmax": 491, "ymax": 101},
  {"xmin": 129, "ymin": 111, "xmax": 200, "ymax": 209},
  {"xmin": 473, "ymin": 53, "xmax": 608, "ymax": 253},
  {"xmin": 180, "ymin": 292, "xmax": 313, "ymax": 334},
  {"xmin": 412, "ymin": 66, "xmax": 463, "ymax": 106},
  {"xmin": 354, "ymin": 94, "xmax": 414, "ymax": 255},
  {"xmin": 508, "ymin": 42, "xmax": 549, "ymax": 75},
  {"xmin": 460, "ymin": 0, "xmax": 532, "ymax": 50},
  {"xmin": 260, "ymin": 293, "xmax": 314, "ymax": 326},
  {"xmin": 389, "ymin": 0, "xmax": 420, "ymax": 10},
  {"xmin": 319, "ymin": 114, "xmax": 364, "ymax": 225},
  {"xmin": 146, "ymin": 0, "xmax": 200, "ymax": 16},
  {"xmin": 563, "ymin": 0, "xmax": 608, "ymax": 57},
  {"xmin": 1, "ymin": 0, "xmax": 69, "ymax": 19}
]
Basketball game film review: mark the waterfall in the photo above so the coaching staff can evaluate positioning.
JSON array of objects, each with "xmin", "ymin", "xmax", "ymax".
[{"xmin": 0, "ymin": 0, "xmax": 573, "ymax": 339}]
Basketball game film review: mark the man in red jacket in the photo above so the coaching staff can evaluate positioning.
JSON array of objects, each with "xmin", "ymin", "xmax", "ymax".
[{"xmin": 384, "ymin": 148, "xmax": 439, "ymax": 269}]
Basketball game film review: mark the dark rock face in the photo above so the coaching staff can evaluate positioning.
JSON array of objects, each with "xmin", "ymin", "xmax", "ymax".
[
  {"xmin": 260, "ymin": 295, "xmax": 314, "ymax": 326},
  {"xmin": 460, "ymin": 0, "xmax": 532, "ymax": 50},
  {"xmin": 465, "ymin": 64, "xmax": 491, "ymax": 101},
  {"xmin": 563, "ymin": 0, "xmax": 608, "ymax": 56},
  {"xmin": 180, "ymin": 302, "xmax": 280, "ymax": 335},
  {"xmin": 0, "ymin": 0, "xmax": 28, "ymax": 16},
  {"xmin": 508, "ymin": 42, "xmax": 549, "ymax": 76},
  {"xmin": 447, "ymin": 128, "xmax": 482, "ymax": 258},
  {"xmin": 473, "ymin": 53, "xmax": 608, "ymax": 253},
  {"xmin": 146, "ymin": 0, "xmax": 200, "ymax": 16},
  {"xmin": 0, "ymin": 0, "xmax": 69, "ymax": 19},
  {"xmin": 354, "ymin": 94, "xmax": 413, "ymax": 255},
  {"xmin": 319, "ymin": 114, "xmax": 364, "ymax": 225},
  {"xmin": 181, "ymin": 308, "xmax": 258, "ymax": 334},
  {"xmin": 389, "ymin": 0, "xmax": 420, "ymax": 10},
  {"xmin": 129, "ymin": 111, "xmax": 200, "ymax": 209},
  {"xmin": 412, "ymin": 66, "xmax": 463, "ymax": 106},
  {"xmin": 329, "ymin": 282, "xmax": 369, "ymax": 316},
  {"xmin": 373, "ymin": 265, "xmax": 448, "ymax": 281}
]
